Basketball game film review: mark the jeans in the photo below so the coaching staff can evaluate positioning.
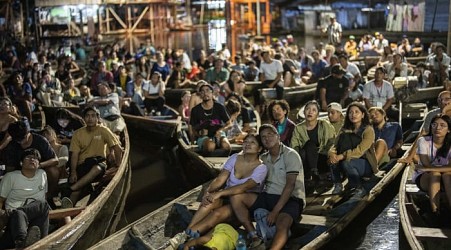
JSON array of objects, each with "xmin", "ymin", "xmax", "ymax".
[
  {"xmin": 0, "ymin": 200, "xmax": 49, "ymax": 248},
  {"xmin": 340, "ymin": 158, "xmax": 373, "ymax": 188}
]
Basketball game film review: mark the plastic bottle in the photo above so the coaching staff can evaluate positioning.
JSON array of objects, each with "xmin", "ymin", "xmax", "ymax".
[{"xmin": 236, "ymin": 234, "xmax": 247, "ymax": 250}]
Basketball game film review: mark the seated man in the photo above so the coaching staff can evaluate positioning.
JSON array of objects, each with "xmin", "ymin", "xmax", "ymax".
[
  {"xmin": 6, "ymin": 118, "xmax": 59, "ymax": 206},
  {"xmin": 189, "ymin": 83, "xmax": 232, "ymax": 154},
  {"xmin": 89, "ymin": 81, "xmax": 126, "ymax": 134},
  {"xmin": 62, "ymin": 106, "xmax": 123, "ymax": 207},
  {"xmin": 0, "ymin": 149, "xmax": 49, "ymax": 249},
  {"xmin": 369, "ymin": 107, "xmax": 403, "ymax": 165}
]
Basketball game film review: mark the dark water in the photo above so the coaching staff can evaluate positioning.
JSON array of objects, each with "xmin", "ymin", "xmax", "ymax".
[{"xmin": 118, "ymin": 26, "xmax": 403, "ymax": 249}]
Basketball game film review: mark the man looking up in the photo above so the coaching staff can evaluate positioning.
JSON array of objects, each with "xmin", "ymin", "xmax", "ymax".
[
  {"xmin": 189, "ymin": 82, "xmax": 232, "ymax": 154},
  {"xmin": 231, "ymin": 124, "xmax": 305, "ymax": 249},
  {"xmin": 0, "ymin": 148, "xmax": 49, "ymax": 249}
]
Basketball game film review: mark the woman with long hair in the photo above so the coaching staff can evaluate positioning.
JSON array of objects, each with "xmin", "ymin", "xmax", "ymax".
[
  {"xmin": 413, "ymin": 114, "xmax": 451, "ymax": 216},
  {"xmin": 328, "ymin": 102, "xmax": 378, "ymax": 195},
  {"xmin": 41, "ymin": 125, "xmax": 69, "ymax": 188},
  {"xmin": 171, "ymin": 133, "xmax": 267, "ymax": 247},
  {"xmin": 223, "ymin": 70, "xmax": 246, "ymax": 98}
]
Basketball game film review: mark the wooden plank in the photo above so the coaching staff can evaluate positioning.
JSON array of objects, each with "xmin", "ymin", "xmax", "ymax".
[
  {"xmin": 299, "ymin": 214, "xmax": 338, "ymax": 227},
  {"xmin": 49, "ymin": 207, "xmax": 85, "ymax": 220},
  {"xmin": 406, "ymin": 184, "xmax": 422, "ymax": 194},
  {"xmin": 413, "ymin": 226, "xmax": 451, "ymax": 239}
]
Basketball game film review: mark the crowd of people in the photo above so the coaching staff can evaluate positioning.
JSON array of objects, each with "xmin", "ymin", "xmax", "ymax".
[{"xmin": 0, "ymin": 21, "xmax": 450, "ymax": 249}]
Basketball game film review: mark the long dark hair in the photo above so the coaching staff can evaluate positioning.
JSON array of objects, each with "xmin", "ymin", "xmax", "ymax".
[
  {"xmin": 343, "ymin": 102, "xmax": 370, "ymax": 131},
  {"xmin": 428, "ymin": 114, "xmax": 451, "ymax": 158}
]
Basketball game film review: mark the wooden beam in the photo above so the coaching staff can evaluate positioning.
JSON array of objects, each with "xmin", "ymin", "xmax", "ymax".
[
  {"xmin": 413, "ymin": 226, "xmax": 451, "ymax": 240},
  {"xmin": 49, "ymin": 207, "xmax": 86, "ymax": 220},
  {"xmin": 131, "ymin": 6, "xmax": 149, "ymax": 32},
  {"xmin": 108, "ymin": 7, "xmax": 127, "ymax": 29},
  {"xmin": 299, "ymin": 214, "xmax": 338, "ymax": 227}
]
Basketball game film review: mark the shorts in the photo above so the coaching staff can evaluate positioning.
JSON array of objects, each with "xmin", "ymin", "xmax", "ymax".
[
  {"xmin": 102, "ymin": 116, "xmax": 126, "ymax": 133},
  {"xmin": 75, "ymin": 156, "xmax": 107, "ymax": 181},
  {"xmin": 250, "ymin": 192, "xmax": 304, "ymax": 221},
  {"xmin": 196, "ymin": 131, "xmax": 226, "ymax": 151}
]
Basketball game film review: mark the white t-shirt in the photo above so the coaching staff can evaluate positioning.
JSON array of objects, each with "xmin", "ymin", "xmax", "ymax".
[
  {"xmin": 259, "ymin": 59, "xmax": 283, "ymax": 81},
  {"xmin": 143, "ymin": 81, "xmax": 162, "ymax": 95},
  {"xmin": 0, "ymin": 170, "xmax": 47, "ymax": 210},
  {"xmin": 362, "ymin": 80, "xmax": 394, "ymax": 107},
  {"xmin": 344, "ymin": 62, "xmax": 361, "ymax": 78}
]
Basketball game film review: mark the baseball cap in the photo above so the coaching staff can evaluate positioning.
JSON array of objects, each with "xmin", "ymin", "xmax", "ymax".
[
  {"xmin": 327, "ymin": 102, "xmax": 343, "ymax": 113},
  {"xmin": 331, "ymin": 64, "xmax": 347, "ymax": 75},
  {"xmin": 349, "ymin": 35, "xmax": 355, "ymax": 40}
]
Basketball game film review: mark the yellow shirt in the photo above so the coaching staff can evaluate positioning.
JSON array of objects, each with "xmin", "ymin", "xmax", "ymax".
[
  {"xmin": 204, "ymin": 224, "xmax": 238, "ymax": 250},
  {"xmin": 69, "ymin": 125, "xmax": 120, "ymax": 165}
]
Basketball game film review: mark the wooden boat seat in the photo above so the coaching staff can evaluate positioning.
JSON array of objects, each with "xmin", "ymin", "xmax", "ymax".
[
  {"xmin": 49, "ymin": 207, "xmax": 85, "ymax": 220},
  {"xmin": 298, "ymin": 214, "xmax": 338, "ymax": 227},
  {"xmin": 412, "ymin": 226, "xmax": 451, "ymax": 240}
]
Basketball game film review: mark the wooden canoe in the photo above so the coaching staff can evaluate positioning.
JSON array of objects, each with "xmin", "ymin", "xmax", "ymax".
[
  {"xmin": 399, "ymin": 163, "xmax": 451, "ymax": 249},
  {"xmin": 258, "ymin": 83, "xmax": 318, "ymax": 107},
  {"xmin": 29, "ymin": 106, "xmax": 132, "ymax": 250},
  {"xmin": 121, "ymin": 105, "xmax": 181, "ymax": 144},
  {"xmin": 90, "ymin": 113, "xmax": 412, "ymax": 250},
  {"xmin": 89, "ymin": 146, "xmax": 410, "ymax": 249}
]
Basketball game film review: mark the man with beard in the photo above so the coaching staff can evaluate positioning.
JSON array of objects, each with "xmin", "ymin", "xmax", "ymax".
[
  {"xmin": 369, "ymin": 107, "xmax": 403, "ymax": 164},
  {"xmin": 318, "ymin": 64, "xmax": 349, "ymax": 111},
  {"xmin": 189, "ymin": 82, "xmax": 232, "ymax": 154}
]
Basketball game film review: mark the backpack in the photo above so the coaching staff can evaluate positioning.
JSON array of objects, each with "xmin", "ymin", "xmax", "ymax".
[{"xmin": 336, "ymin": 126, "xmax": 366, "ymax": 154}]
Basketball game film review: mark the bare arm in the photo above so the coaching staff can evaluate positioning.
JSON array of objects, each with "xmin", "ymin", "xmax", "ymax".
[
  {"xmin": 382, "ymin": 97, "xmax": 394, "ymax": 111},
  {"xmin": 40, "ymin": 157, "xmax": 58, "ymax": 169}
]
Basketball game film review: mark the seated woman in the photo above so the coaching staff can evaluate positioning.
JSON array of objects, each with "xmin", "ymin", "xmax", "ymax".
[
  {"xmin": 143, "ymin": 72, "xmax": 166, "ymax": 114},
  {"xmin": 268, "ymin": 99, "xmax": 296, "ymax": 147},
  {"xmin": 42, "ymin": 125, "xmax": 69, "ymax": 180},
  {"xmin": 173, "ymin": 133, "xmax": 267, "ymax": 246},
  {"xmin": 223, "ymin": 70, "xmax": 246, "ymax": 98},
  {"xmin": 224, "ymin": 99, "xmax": 247, "ymax": 144},
  {"xmin": 53, "ymin": 108, "xmax": 86, "ymax": 145},
  {"xmin": 178, "ymin": 90, "xmax": 192, "ymax": 123},
  {"xmin": 328, "ymin": 102, "xmax": 378, "ymax": 196},
  {"xmin": 291, "ymin": 100, "xmax": 336, "ymax": 182},
  {"xmin": 385, "ymin": 53, "xmax": 408, "ymax": 81},
  {"xmin": 413, "ymin": 114, "xmax": 451, "ymax": 216},
  {"xmin": 226, "ymin": 93, "xmax": 253, "ymax": 133},
  {"xmin": 41, "ymin": 125, "xmax": 69, "ymax": 207}
]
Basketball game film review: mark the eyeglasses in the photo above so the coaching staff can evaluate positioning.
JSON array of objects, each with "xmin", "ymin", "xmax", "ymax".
[{"xmin": 431, "ymin": 123, "xmax": 448, "ymax": 129}]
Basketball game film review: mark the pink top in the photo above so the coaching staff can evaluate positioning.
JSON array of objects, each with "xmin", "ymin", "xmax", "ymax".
[{"xmin": 223, "ymin": 153, "xmax": 268, "ymax": 193}]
